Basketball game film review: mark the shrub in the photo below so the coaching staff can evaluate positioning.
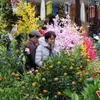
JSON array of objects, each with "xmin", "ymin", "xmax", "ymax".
[
  {"xmin": 82, "ymin": 78, "xmax": 100, "ymax": 100},
  {"xmin": 30, "ymin": 46, "xmax": 90, "ymax": 99}
]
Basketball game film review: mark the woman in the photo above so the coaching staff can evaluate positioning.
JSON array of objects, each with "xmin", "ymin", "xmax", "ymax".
[{"xmin": 35, "ymin": 31, "xmax": 59, "ymax": 67}]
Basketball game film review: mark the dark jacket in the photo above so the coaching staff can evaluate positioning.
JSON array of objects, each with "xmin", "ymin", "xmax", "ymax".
[
  {"xmin": 15, "ymin": 34, "xmax": 23, "ymax": 50},
  {"xmin": 24, "ymin": 40, "xmax": 37, "ymax": 70}
]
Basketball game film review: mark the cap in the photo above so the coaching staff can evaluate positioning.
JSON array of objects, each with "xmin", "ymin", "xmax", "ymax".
[{"xmin": 29, "ymin": 30, "xmax": 42, "ymax": 38}]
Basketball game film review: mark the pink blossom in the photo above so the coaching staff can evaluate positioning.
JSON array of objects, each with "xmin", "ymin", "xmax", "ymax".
[{"xmin": 46, "ymin": 14, "xmax": 83, "ymax": 51}]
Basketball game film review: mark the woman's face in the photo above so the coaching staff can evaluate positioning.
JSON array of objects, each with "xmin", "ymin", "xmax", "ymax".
[{"xmin": 47, "ymin": 35, "xmax": 55, "ymax": 45}]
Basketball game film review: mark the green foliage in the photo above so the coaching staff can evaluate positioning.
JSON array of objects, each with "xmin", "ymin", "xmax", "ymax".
[
  {"xmin": 58, "ymin": 3, "xmax": 65, "ymax": 18},
  {"xmin": 63, "ymin": 77, "xmax": 100, "ymax": 100},
  {"xmin": 82, "ymin": 78, "xmax": 100, "ymax": 100},
  {"xmin": 96, "ymin": 47, "xmax": 100, "ymax": 59},
  {"xmin": 0, "ymin": 35, "xmax": 100, "ymax": 100},
  {"xmin": 0, "ymin": 39, "xmax": 20, "ymax": 72},
  {"xmin": 0, "ymin": 22, "xmax": 7, "ymax": 34},
  {"xmin": 63, "ymin": 89, "xmax": 83, "ymax": 100},
  {"xmin": 0, "ymin": 0, "xmax": 18, "ymax": 31},
  {"xmin": 86, "ymin": 60, "xmax": 100, "ymax": 79},
  {"xmin": 29, "ymin": 46, "xmax": 89, "ymax": 100},
  {"xmin": 71, "ymin": 92, "xmax": 79, "ymax": 100},
  {"xmin": 40, "ymin": 97, "xmax": 49, "ymax": 100},
  {"xmin": 0, "ymin": 87, "xmax": 27, "ymax": 100},
  {"xmin": 0, "ymin": 36, "xmax": 25, "ymax": 88}
]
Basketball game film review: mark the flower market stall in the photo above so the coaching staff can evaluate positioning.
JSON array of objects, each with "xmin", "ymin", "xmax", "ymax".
[{"xmin": 0, "ymin": 0, "xmax": 100, "ymax": 100}]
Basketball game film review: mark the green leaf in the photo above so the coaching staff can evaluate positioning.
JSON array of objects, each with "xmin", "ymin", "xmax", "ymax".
[
  {"xmin": 28, "ymin": 95, "xmax": 34, "ymax": 100},
  {"xmin": 71, "ymin": 92, "xmax": 79, "ymax": 100},
  {"xmin": 63, "ymin": 89, "xmax": 72, "ymax": 98},
  {"xmin": 40, "ymin": 97, "xmax": 49, "ymax": 100}
]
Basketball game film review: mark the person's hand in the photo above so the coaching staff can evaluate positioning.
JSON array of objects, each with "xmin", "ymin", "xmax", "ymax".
[
  {"xmin": 28, "ymin": 68, "xmax": 35, "ymax": 74},
  {"xmin": 25, "ymin": 48, "xmax": 30, "ymax": 54},
  {"xmin": 51, "ymin": 41, "xmax": 55, "ymax": 49},
  {"xmin": 35, "ymin": 43, "xmax": 39, "ymax": 46}
]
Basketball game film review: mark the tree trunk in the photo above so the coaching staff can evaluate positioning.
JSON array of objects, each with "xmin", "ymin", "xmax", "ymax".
[
  {"xmin": 93, "ymin": 1, "xmax": 99, "ymax": 34},
  {"xmin": 75, "ymin": 0, "xmax": 81, "ymax": 26}
]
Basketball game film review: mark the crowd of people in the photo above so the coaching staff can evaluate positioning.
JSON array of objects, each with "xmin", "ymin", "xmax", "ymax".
[
  {"xmin": 1, "ymin": 15, "xmax": 100, "ymax": 74},
  {"xmin": 24, "ymin": 29, "xmax": 60, "ymax": 72},
  {"xmin": 0, "ymin": 22, "xmax": 60, "ymax": 73}
]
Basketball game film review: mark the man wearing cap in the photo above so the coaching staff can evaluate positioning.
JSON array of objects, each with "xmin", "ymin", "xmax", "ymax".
[{"xmin": 24, "ymin": 30, "xmax": 42, "ymax": 72}]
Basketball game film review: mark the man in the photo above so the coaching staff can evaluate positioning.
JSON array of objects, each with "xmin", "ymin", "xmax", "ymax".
[{"xmin": 24, "ymin": 30, "xmax": 42, "ymax": 71}]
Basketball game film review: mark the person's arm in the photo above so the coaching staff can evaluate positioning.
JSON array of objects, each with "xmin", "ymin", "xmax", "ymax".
[{"xmin": 35, "ymin": 46, "xmax": 42, "ymax": 67}]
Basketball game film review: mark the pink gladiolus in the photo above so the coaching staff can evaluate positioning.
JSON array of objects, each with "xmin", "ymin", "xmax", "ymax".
[{"xmin": 83, "ymin": 37, "xmax": 96, "ymax": 60}]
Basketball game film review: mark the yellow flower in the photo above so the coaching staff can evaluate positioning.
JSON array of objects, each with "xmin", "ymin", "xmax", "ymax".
[{"xmin": 16, "ymin": 0, "xmax": 39, "ymax": 34}]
